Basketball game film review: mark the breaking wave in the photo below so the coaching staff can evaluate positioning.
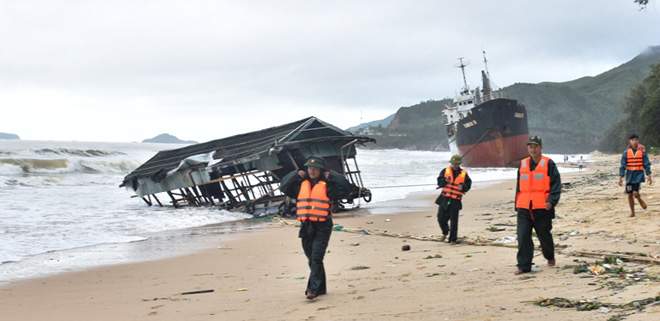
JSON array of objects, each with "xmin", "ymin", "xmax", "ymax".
[
  {"xmin": 0, "ymin": 141, "xmax": 175, "ymax": 189},
  {"xmin": 0, "ymin": 158, "xmax": 69, "ymax": 172},
  {"xmin": 32, "ymin": 148, "xmax": 126, "ymax": 157},
  {"xmin": 0, "ymin": 158, "xmax": 143, "ymax": 175}
]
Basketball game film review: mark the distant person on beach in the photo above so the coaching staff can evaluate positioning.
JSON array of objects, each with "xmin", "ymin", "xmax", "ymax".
[
  {"xmin": 618, "ymin": 134, "xmax": 652, "ymax": 218},
  {"xmin": 280, "ymin": 156, "xmax": 351, "ymax": 300},
  {"xmin": 578, "ymin": 156, "xmax": 584, "ymax": 171},
  {"xmin": 514, "ymin": 136, "xmax": 562, "ymax": 275},
  {"xmin": 435, "ymin": 154, "xmax": 472, "ymax": 245}
]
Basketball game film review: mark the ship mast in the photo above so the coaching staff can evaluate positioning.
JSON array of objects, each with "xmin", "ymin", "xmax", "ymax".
[
  {"xmin": 481, "ymin": 51, "xmax": 493, "ymax": 100},
  {"xmin": 482, "ymin": 50, "xmax": 490, "ymax": 80},
  {"xmin": 457, "ymin": 57, "xmax": 470, "ymax": 94}
]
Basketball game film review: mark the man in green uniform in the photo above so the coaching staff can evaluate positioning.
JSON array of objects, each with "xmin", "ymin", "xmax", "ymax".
[
  {"xmin": 435, "ymin": 154, "xmax": 472, "ymax": 245},
  {"xmin": 280, "ymin": 156, "xmax": 351, "ymax": 300},
  {"xmin": 514, "ymin": 136, "xmax": 561, "ymax": 275}
]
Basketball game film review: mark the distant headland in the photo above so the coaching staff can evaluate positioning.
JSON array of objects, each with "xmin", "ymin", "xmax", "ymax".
[
  {"xmin": 142, "ymin": 133, "xmax": 198, "ymax": 144},
  {"xmin": 0, "ymin": 132, "xmax": 20, "ymax": 140}
]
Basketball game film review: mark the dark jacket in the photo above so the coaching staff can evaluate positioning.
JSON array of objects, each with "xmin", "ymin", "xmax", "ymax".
[
  {"xmin": 435, "ymin": 167, "xmax": 472, "ymax": 210},
  {"xmin": 515, "ymin": 156, "xmax": 561, "ymax": 218},
  {"xmin": 280, "ymin": 169, "xmax": 352, "ymax": 201},
  {"xmin": 619, "ymin": 147, "xmax": 652, "ymax": 184}
]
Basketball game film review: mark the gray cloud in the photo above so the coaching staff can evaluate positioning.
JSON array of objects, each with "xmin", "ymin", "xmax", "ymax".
[{"xmin": 1, "ymin": 0, "xmax": 658, "ymax": 142}]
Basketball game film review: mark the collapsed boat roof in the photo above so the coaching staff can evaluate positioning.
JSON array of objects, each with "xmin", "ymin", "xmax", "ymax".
[
  {"xmin": 123, "ymin": 116, "xmax": 374, "ymax": 184},
  {"xmin": 121, "ymin": 117, "xmax": 375, "ymax": 213}
]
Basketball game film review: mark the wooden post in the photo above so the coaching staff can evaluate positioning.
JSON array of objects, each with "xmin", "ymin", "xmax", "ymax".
[
  {"xmin": 153, "ymin": 194, "xmax": 163, "ymax": 207},
  {"xmin": 183, "ymin": 188, "xmax": 198, "ymax": 207},
  {"xmin": 167, "ymin": 191, "xmax": 179, "ymax": 208},
  {"xmin": 221, "ymin": 180, "xmax": 237, "ymax": 204},
  {"xmin": 286, "ymin": 150, "xmax": 299, "ymax": 169},
  {"xmin": 199, "ymin": 184, "xmax": 214, "ymax": 206},
  {"xmin": 141, "ymin": 196, "xmax": 152, "ymax": 206}
]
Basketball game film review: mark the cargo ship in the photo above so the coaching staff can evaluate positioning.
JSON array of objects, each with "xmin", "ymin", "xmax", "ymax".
[{"xmin": 441, "ymin": 53, "xmax": 529, "ymax": 167}]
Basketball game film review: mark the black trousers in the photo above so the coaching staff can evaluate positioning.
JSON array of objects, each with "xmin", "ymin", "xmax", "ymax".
[
  {"xmin": 516, "ymin": 209, "xmax": 554, "ymax": 271},
  {"xmin": 437, "ymin": 206, "xmax": 460, "ymax": 243},
  {"xmin": 299, "ymin": 219, "xmax": 333, "ymax": 295}
]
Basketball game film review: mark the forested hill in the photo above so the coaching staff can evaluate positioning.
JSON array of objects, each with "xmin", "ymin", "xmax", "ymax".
[{"xmin": 360, "ymin": 45, "xmax": 660, "ymax": 153}]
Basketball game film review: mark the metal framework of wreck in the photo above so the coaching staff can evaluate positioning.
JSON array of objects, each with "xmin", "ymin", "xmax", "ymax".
[{"xmin": 121, "ymin": 116, "xmax": 376, "ymax": 215}]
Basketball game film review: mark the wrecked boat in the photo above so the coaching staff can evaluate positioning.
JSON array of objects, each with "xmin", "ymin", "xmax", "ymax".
[
  {"xmin": 120, "ymin": 116, "xmax": 376, "ymax": 216},
  {"xmin": 442, "ymin": 53, "xmax": 529, "ymax": 167}
]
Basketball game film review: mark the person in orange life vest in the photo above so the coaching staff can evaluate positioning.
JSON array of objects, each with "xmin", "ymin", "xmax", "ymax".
[
  {"xmin": 435, "ymin": 154, "xmax": 472, "ymax": 245},
  {"xmin": 280, "ymin": 156, "xmax": 351, "ymax": 300},
  {"xmin": 514, "ymin": 135, "xmax": 561, "ymax": 275},
  {"xmin": 618, "ymin": 134, "xmax": 652, "ymax": 218}
]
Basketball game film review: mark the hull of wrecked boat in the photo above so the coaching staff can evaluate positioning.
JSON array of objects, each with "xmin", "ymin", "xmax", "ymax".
[
  {"xmin": 452, "ymin": 98, "xmax": 529, "ymax": 167},
  {"xmin": 456, "ymin": 132, "xmax": 529, "ymax": 167}
]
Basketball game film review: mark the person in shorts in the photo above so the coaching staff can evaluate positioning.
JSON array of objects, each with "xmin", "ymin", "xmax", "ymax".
[
  {"xmin": 618, "ymin": 134, "xmax": 652, "ymax": 217},
  {"xmin": 578, "ymin": 156, "xmax": 584, "ymax": 171}
]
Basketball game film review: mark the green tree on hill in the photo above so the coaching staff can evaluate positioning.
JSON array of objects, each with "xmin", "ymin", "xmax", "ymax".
[{"xmin": 602, "ymin": 62, "xmax": 660, "ymax": 152}]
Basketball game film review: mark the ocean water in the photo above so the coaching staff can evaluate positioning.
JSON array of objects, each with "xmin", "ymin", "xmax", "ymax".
[{"xmin": 0, "ymin": 140, "xmax": 583, "ymax": 284}]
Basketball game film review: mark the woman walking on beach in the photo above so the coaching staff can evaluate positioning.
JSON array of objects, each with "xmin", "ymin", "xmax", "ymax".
[
  {"xmin": 435, "ymin": 154, "xmax": 472, "ymax": 245},
  {"xmin": 618, "ymin": 134, "xmax": 652, "ymax": 218},
  {"xmin": 280, "ymin": 156, "xmax": 351, "ymax": 300},
  {"xmin": 514, "ymin": 136, "xmax": 561, "ymax": 275}
]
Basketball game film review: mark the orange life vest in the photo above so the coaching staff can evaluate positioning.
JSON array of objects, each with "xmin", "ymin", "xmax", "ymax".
[
  {"xmin": 297, "ymin": 180, "xmax": 332, "ymax": 222},
  {"xmin": 441, "ymin": 167, "xmax": 467, "ymax": 200},
  {"xmin": 516, "ymin": 156, "xmax": 551, "ymax": 210},
  {"xmin": 626, "ymin": 148, "xmax": 644, "ymax": 171}
]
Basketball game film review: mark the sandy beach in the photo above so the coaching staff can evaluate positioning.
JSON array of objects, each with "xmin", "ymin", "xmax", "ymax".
[{"xmin": 2, "ymin": 153, "xmax": 660, "ymax": 321}]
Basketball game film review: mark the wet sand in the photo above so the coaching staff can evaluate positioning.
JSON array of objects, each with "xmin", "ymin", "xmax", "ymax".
[{"xmin": 2, "ymin": 152, "xmax": 660, "ymax": 321}]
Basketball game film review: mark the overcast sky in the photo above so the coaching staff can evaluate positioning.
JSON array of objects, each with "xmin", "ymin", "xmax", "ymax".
[{"xmin": 1, "ymin": 1, "xmax": 659, "ymax": 143}]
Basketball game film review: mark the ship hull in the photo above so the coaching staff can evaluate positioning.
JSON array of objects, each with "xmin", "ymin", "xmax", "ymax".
[
  {"xmin": 448, "ymin": 98, "xmax": 528, "ymax": 167},
  {"xmin": 457, "ymin": 133, "xmax": 528, "ymax": 167}
]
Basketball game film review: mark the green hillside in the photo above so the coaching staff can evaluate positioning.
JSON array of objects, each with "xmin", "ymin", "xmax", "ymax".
[
  {"xmin": 367, "ymin": 99, "xmax": 451, "ymax": 150},
  {"xmin": 366, "ymin": 45, "xmax": 660, "ymax": 153}
]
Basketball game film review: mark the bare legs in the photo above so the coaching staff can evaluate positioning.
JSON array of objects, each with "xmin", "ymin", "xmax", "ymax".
[{"xmin": 628, "ymin": 191, "xmax": 647, "ymax": 217}]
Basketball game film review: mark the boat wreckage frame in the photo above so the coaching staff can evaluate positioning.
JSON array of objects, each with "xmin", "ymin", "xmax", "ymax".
[{"xmin": 121, "ymin": 117, "xmax": 376, "ymax": 216}]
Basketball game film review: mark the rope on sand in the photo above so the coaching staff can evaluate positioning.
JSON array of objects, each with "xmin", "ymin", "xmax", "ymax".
[
  {"xmin": 276, "ymin": 218, "xmax": 517, "ymax": 246},
  {"xmin": 367, "ymin": 183, "xmax": 437, "ymax": 189},
  {"xmin": 276, "ymin": 218, "xmax": 660, "ymax": 265},
  {"xmin": 341, "ymin": 227, "xmax": 525, "ymax": 248}
]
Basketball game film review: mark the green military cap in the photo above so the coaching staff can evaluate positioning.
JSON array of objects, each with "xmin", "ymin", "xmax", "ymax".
[
  {"xmin": 449, "ymin": 154, "xmax": 463, "ymax": 164},
  {"xmin": 304, "ymin": 156, "xmax": 326, "ymax": 169},
  {"xmin": 527, "ymin": 135, "xmax": 542, "ymax": 146}
]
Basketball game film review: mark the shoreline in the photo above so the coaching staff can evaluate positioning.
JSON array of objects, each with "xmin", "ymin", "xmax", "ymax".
[
  {"xmin": 0, "ymin": 219, "xmax": 273, "ymax": 286},
  {"xmin": 0, "ymin": 173, "xmax": 511, "ymax": 285},
  {"xmin": 0, "ymin": 185, "xmax": 439, "ymax": 286},
  {"xmin": 3, "ymin": 152, "xmax": 660, "ymax": 320}
]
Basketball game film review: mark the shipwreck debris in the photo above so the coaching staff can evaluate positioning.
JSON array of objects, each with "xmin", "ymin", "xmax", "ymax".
[{"xmin": 121, "ymin": 117, "xmax": 376, "ymax": 216}]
